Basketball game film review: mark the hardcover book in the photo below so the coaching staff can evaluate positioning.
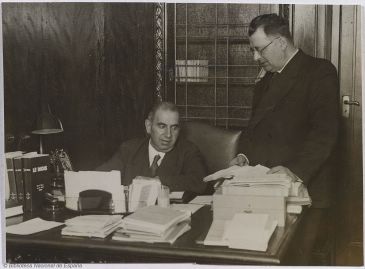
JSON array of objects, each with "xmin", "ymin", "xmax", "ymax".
[
  {"xmin": 13, "ymin": 157, "xmax": 25, "ymax": 205},
  {"xmin": 5, "ymin": 151, "xmax": 23, "ymax": 203},
  {"xmin": 21, "ymin": 153, "xmax": 50, "ymax": 212}
]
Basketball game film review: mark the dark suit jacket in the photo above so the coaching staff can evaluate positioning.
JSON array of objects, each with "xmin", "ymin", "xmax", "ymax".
[
  {"xmin": 240, "ymin": 50, "xmax": 339, "ymax": 208},
  {"xmin": 96, "ymin": 137, "xmax": 207, "ymax": 194}
]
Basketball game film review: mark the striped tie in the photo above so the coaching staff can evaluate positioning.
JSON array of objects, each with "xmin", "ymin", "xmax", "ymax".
[{"xmin": 150, "ymin": 154, "xmax": 161, "ymax": 177}]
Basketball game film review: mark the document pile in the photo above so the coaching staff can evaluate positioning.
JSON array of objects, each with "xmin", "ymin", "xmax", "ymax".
[
  {"xmin": 205, "ymin": 165, "xmax": 311, "ymax": 213},
  {"xmin": 205, "ymin": 165, "xmax": 293, "ymax": 196},
  {"xmin": 112, "ymin": 205, "xmax": 191, "ymax": 244},
  {"xmin": 61, "ymin": 215, "xmax": 123, "ymax": 238},
  {"xmin": 204, "ymin": 213, "xmax": 277, "ymax": 252}
]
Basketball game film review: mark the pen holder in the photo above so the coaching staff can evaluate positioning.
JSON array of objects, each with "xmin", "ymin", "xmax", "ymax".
[{"xmin": 158, "ymin": 185, "xmax": 170, "ymax": 208}]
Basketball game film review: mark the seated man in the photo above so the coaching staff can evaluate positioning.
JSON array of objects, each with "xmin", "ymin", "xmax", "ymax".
[{"xmin": 96, "ymin": 101, "xmax": 207, "ymax": 194}]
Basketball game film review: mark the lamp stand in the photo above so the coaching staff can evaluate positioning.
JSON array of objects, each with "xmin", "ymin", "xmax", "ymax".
[{"xmin": 39, "ymin": 136, "xmax": 44, "ymax": 154}]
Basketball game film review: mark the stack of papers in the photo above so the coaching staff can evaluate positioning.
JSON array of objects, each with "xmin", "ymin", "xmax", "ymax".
[
  {"xmin": 61, "ymin": 215, "xmax": 123, "ymax": 238},
  {"xmin": 113, "ymin": 206, "xmax": 191, "ymax": 244},
  {"xmin": 287, "ymin": 186, "xmax": 311, "ymax": 214},
  {"xmin": 219, "ymin": 165, "xmax": 291, "ymax": 197},
  {"xmin": 204, "ymin": 213, "xmax": 277, "ymax": 252},
  {"xmin": 205, "ymin": 165, "xmax": 312, "ymax": 207}
]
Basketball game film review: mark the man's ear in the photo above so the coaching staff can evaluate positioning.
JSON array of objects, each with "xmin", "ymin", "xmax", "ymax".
[
  {"xmin": 279, "ymin": 37, "xmax": 288, "ymax": 50},
  {"xmin": 145, "ymin": 119, "xmax": 152, "ymax": 134}
]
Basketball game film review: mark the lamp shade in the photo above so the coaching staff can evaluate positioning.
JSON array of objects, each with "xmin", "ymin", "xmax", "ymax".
[{"xmin": 32, "ymin": 112, "xmax": 64, "ymax": 135}]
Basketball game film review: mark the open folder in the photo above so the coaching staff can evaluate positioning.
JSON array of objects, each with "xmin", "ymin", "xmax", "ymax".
[
  {"xmin": 64, "ymin": 171, "xmax": 125, "ymax": 213},
  {"xmin": 204, "ymin": 213, "xmax": 277, "ymax": 251}
]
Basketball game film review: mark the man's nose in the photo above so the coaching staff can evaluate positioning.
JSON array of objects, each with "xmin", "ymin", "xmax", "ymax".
[
  {"xmin": 165, "ymin": 128, "xmax": 172, "ymax": 138},
  {"xmin": 253, "ymin": 50, "xmax": 261, "ymax": 61}
]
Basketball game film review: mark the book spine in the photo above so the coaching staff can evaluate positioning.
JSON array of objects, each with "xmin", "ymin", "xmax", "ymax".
[
  {"xmin": 6, "ymin": 157, "xmax": 18, "ymax": 203},
  {"xmin": 23, "ymin": 158, "xmax": 32, "ymax": 211},
  {"xmin": 23, "ymin": 155, "xmax": 50, "ymax": 212},
  {"xmin": 13, "ymin": 158, "xmax": 25, "ymax": 207}
]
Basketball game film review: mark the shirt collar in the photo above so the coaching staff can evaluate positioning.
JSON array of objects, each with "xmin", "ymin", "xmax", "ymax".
[
  {"xmin": 277, "ymin": 49, "xmax": 299, "ymax": 73},
  {"xmin": 148, "ymin": 140, "xmax": 166, "ymax": 166}
]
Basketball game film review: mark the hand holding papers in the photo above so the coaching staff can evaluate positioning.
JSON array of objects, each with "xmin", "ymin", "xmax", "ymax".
[
  {"xmin": 205, "ymin": 164, "xmax": 311, "ymax": 202},
  {"xmin": 204, "ymin": 164, "xmax": 291, "ymax": 184}
]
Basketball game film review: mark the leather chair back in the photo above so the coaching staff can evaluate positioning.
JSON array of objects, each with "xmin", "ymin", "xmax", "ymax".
[{"xmin": 182, "ymin": 121, "xmax": 242, "ymax": 174}]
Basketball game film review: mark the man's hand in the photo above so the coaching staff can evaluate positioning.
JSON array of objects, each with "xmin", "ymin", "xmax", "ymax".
[
  {"xmin": 229, "ymin": 154, "xmax": 249, "ymax": 167},
  {"xmin": 266, "ymin": 165, "xmax": 300, "ymax": 182}
]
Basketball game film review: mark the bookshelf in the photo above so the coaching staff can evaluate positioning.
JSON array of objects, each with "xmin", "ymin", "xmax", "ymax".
[{"xmin": 166, "ymin": 3, "xmax": 278, "ymax": 129}]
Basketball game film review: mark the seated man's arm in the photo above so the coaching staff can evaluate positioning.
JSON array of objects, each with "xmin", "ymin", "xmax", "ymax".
[
  {"xmin": 95, "ymin": 144, "xmax": 126, "ymax": 172},
  {"xmin": 160, "ymin": 142, "xmax": 207, "ymax": 194}
]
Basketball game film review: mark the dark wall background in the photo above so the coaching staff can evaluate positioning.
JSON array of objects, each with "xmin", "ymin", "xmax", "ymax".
[{"xmin": 3, "ymin": 3, "xmax": 155, "ymax": 170}]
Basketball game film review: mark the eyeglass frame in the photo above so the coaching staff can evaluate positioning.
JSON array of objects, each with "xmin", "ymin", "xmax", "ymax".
[{"xmin": 250, "ymin": 36, "xmax": 281, "ymax": 55}]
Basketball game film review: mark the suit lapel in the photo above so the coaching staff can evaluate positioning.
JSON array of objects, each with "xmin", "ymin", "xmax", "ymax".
[
  {"xmin": 131, "ymin": 138, "xmax": 151, "ymax": 176},
  {"xmin": 158, "ymin": 142, "xmax": 178, "ymax": 177},
  {"xmin": 249, "ymin": 50, "xmax": 305, "ymax": 129}
]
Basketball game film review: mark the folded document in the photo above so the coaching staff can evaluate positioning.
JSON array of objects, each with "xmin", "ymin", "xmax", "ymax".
[{"xmin": 204, "ymin": 213, "xmax": 277, "ymax": 252}]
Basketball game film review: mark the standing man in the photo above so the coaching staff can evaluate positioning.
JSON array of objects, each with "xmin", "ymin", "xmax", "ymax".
[
  {"xmin": 230, "ymin": 14, "xmax": 339, "ymax": 264},
  {"xmin": 97, "ymin": 101, "xmax": 207, "ymax": 194}
]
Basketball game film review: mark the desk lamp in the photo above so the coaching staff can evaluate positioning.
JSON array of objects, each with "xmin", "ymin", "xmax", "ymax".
[{"xmin": 31, "ymin": 107, "xmax": 64, "ymax": 154}]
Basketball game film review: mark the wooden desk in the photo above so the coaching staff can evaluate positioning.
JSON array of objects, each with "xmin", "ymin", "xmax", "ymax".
[{"xmin": 6, "ymin": 206, "xmax": 303, "ymax": 264}]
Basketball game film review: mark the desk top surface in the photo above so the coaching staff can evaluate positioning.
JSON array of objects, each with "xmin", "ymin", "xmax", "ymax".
[{"xmin": 6, "ymin": 206, "xmax": 302, "ymax": 265}]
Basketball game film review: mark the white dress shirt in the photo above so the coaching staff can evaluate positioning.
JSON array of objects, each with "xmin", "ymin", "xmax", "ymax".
[{"xmin": 148, "ymin": 140, "xmax": 166, "ymax": 166}]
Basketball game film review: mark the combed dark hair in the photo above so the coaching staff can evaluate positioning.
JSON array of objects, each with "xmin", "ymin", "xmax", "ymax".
[
  {"xmin": 248, "ymin": 13, "xmax": 292, "ymax": 42},
  {"xmin": 148, "ymin": 101, "xmax": 179, "ymax": 121}
]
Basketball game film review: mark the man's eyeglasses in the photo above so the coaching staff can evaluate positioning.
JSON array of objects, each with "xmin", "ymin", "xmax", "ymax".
[{"xmin": 250, "ymin": 37, "xmax": 280, "ymax": 55}]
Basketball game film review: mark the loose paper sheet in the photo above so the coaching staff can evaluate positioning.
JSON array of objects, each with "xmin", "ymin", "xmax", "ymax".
[
  {"xmin": 203, "ymin": 220, "xmax": 228, "ymax": 246},
  {"xmin": 189, "ymin": 195, "xmax": 213, "ymax": 205},
  {"xmin": 170, "ymin": 203, "xmax": 204, "ymax": 215},
  {"xmin": 6, "ymin": 217, "xmax": 64, "ymax": 235},
  {"xmin": 169, "ymin": 191, "xmax": 184, "ymax": 200}
]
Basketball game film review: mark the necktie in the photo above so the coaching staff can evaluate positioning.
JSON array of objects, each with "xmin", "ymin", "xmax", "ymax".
[{"xmin": 150, "ymin": 154, "xmax": 161, "ymax": 177}]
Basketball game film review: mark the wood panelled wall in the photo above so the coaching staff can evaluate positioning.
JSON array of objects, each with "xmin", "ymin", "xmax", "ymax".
[
  {"xmin": 291, "ymin": 5, "xmax": 332, "ymax": 60},
  {"xmin": 3, "ymin": 3, "xmax": 155, "ymax": 169}
]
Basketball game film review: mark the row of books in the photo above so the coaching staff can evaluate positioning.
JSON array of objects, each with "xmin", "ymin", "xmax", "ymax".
[
  {"xmin": 175, "ymin": 59, "xmax": 209, "ymax": 82},
  {"xmin": 5, "ymin": 151, "xmax": 50, "ymax": 216}
]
